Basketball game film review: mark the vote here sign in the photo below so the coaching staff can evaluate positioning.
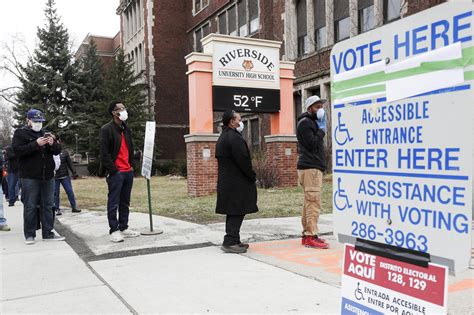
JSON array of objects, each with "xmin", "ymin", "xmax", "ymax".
[
  {"xmin": 330, "ymin": 2, "xmax": 473, "ymax": 273},
  {"xmin": 341, "ymin": 244, "xmax": 448, "ymax": 315}
]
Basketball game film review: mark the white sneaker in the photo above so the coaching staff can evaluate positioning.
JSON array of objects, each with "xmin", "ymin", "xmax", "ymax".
[
  {"xmin": 110, "ymin": 231, "xmax": 124, "ymax": 243},
  {"xmin": 121, "ymin": 229, "xmax": 140, "ymax": 238}
]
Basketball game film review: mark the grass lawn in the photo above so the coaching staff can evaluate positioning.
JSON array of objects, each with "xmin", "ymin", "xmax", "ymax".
[{"xmin": 65, "ymin": 175, "xmax": 333, "ymax": 224}]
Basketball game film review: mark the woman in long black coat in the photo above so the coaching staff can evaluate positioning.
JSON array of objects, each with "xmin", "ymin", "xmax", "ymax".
[{"xmin": 215, "ymin": 110, "xmax": 258, "ymax": 253}]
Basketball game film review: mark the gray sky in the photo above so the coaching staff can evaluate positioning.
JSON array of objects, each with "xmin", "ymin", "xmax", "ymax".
[{"xmin": 0, "ymin": 0, "xmax": 120, "ymax": 91}]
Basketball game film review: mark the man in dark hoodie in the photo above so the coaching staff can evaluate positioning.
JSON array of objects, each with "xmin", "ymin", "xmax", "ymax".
[
  {"xmin": 12, "ymin": 109, "xmax": 64, "ymax": 244},
  {"xmin": 296, "ymin": 95, "xmax": 329, "ymax": 249}
]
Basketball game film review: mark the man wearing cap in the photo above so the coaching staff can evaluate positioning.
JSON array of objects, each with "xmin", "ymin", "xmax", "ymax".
[
  {"xmin": 296, "ymin": 95, "xmax": 329, "ymax": 249},
  {"xmin": 12, "ymin": 109, "xmax": 64, "ymax": 244},
  {"xmin": 100, "ymin": 101, "xmax": 139, "ymax": 243},
  {"xmin": 215, "ymin": 110, "xmax": 258, "ymax": 253}
]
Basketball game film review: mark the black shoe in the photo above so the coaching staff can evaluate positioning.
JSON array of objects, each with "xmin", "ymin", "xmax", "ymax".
[
  {"xmin": 221, "ymin": 244, "xmax": 247, "ymax": 253},
  {"xmin": 238, "ymin": 243, "xmax": 250, "ymax": 249},
  {"xmin": 56, "ymin": 210, "xmax": 62, "ymax": 216},
  {"xmin": 8, "ymin": 203, "xmax": 14, "ymax": 207},
  {"xmin": 72, "ymin": 208, "xmax": 81, "ymax": 213}
]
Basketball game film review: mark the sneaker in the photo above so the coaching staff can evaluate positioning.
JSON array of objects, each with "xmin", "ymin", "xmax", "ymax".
[
  {"xmin": 72, "ymin": 208, "xmax": 81, "ymax": 213},
  {"xmin": 0, "ymin": 225, "xmax": 11, "ymax": 231},
  {"xmin": 238, "ymin": 242, "xmax": 249, "ymax": 249},
  {"xmin": 8, "ymin": 202, "xmax": 14, "ymax": 207},
  {"xmin": 221, "ymin": 244, "xmax": 247, "ymax": 253},
  {"xmin": 305, "ymin": 236, "xmax": 329, "ymax": 249},
  {"xmin": 110, "ymin": 230, "xmax": 124, "ymax": 243},
  {"xmin": 56, "ymin": 209, "xmax": 62, "ymax": 216},
  {"xmin": 25, "ymin": 237, "xmax": 35, "ymax": 245},
  {"xmin": 43, "ymin": 235, "xmax": 65, "ymax": 241},
  {"xmin": 121, "ymin": 229, "xmax": 140, "ymax": 238},
  {"xmin": 315, "ymin": 236, "xmax": 326, "ymax": 243},
  {"xmin": 301, "ymin": 235, "xmax": 308, "ymax": 245}
]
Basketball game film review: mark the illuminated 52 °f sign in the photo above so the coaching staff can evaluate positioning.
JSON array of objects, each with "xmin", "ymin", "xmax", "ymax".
[
  {"xmin": 330, "ymin": 2, "xmax": 473, "ymax": 273},
  {"xmin": 204, "ymin": 35, "xmax": 281, "ymax": 113}
]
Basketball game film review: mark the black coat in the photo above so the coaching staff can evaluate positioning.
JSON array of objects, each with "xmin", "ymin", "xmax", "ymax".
[
  {"xmin": 12, "ymin": 127, "xmax": 61, "ymax": 180},
  {"xmin": 215, "ymin": 126, "xmax": 258, "ymax": 215},
  {"xmin": 296, "ymin": 112, "xmax": 326, "ymax": 171},
  {"xmin": 55, "ymin": 150, "xmax": 77, "ymax": 179},
  {"xmin": 5, "ymin": 146, "xmax": 19, "ymax": 173},
  {"xmin": 99, "ymin": 120, "xmax": 134, "ymax": 176}
]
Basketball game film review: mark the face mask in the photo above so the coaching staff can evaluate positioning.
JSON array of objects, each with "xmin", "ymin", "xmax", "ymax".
[
  {"xmin": 236, "ymin": 121, "xmax": 244, "ymax": 133},
  {"xmin": 317, "ymin": 108, "xmax": 325, "ymax": 120},
  {"xmin": 118, "ymin": 110, "xmax": 128, "ymax": 121},
  {"xmin": 31, "ymin": 122, "xmax": 43, "ymax": 132}
]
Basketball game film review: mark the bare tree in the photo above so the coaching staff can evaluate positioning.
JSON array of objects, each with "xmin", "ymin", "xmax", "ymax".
[{"xmin": 0, "ymin": 99, "xmax": 15, "ymax": 147}]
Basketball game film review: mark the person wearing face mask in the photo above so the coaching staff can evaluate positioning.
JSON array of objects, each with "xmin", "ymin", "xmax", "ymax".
[
  {"xmin": 11, "ymin": 109, "xmax": 64, "ymax": 244},
  {"xmin": 215, "ymin": 110, "xmax": 258, "ymax": 253},
  {"xmin": 296, "ymin": 95, "xmax": 329, "ymax": 249},
  {"xmin": 99, "ymin": 101, "xmax": 139, "ymax": 243}
]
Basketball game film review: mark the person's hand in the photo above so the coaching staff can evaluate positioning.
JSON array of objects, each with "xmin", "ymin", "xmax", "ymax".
[
  {"xmin": 46, "ymin": 137, "xmax": 54, "ymax": 145},
  {"xmin": 36, "ymin": 137, "xmax": 48, "ymax": 146},
  {"xmin": 316, "ymin": 113, "xmax": 327, "ymax": 132},
  {"xmin": 72, "ymin": 174, "xmax": 79, "ymax": 180}
]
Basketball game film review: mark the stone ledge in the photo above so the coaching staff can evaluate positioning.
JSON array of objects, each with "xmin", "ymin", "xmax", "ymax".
[
  {"xmin": 264, "ymin": 135, "xmax": 297, "ymax": 143},
  {"xmin": 184, "ymin": 134, "xmax": 220, "ymax": 143}
]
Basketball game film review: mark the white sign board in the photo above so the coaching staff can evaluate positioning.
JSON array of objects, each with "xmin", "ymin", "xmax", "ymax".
[
  {"xmin": 341, "ymin": 244, "xmax": 448, "ymax": 315},
  {"xmin": 331, "ymin": 2, "xmax": 473, "ymax": 273},
  {"xmin": 211, "ymin": 39, "xmax": 280, "ymax": 90},
  {"xmin": 141, "ymin": 121, "xmax": 156, "ymax": 180}
]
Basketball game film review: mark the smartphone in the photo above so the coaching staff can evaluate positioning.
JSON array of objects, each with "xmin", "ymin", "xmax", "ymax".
[{"xmin": 43, "ymin": 132, "xmax": 52, "ymax": 138}]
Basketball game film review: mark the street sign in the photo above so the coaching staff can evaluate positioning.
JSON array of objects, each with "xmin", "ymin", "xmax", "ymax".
[
  {"xmin": 341, "ymin": 244, "xmax": 448, "ymax": 315},
  {"xmin": 141, "ymin": 121, "xmax": 156, "ymax": 180},
  {"xmin": 331, "ymin": 2, "xmax": 473, "ymax": 273},
  {"xmin": 206, "ymin": 35, "xmax": 281, "ymax": 113}
]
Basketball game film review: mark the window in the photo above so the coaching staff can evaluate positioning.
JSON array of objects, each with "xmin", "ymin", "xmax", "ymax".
[
  {"xmin": 238, "ymin": 0, "xmax": 248, "ymax": 37},
  {"xmin": 384, "ymin": 0, "xmax": 401, "ymax": 23},
  {"xmin": 241, "ymin": 120, "xmax": 249, "ymax": 143},
  {"xmin": 195, "ymin": 23, "xmax": 210, "ymax": 52},
  {"xmin": 249, "ymin": 0, "xmax": 259, "ymax": 33},
  {"xmin": 313, "ymin": 0, "xmax": 326, "ymax": 50},
  {"xmin": 194, "ymin": 0, "xmax": 209, "ymax": 14},
  {"xmin": 334, "ymin": 0, "xmax": 349, "ymax": 42},
  {"xmin": 228, "ymin": 5, "xmax": 237, "ymax": 36},
  {"xmin": 218, "ymin": 13, "xmax": 227, "ymax": 34},
  {"xmin": 297, "ymin": 0, "xmax": 308, "ymax": 56},
  {"xmin": 218, "ymin": 1, "xmax": 259, "ymax": 37},
  {"xmin": 250, "ymin": 119, "xmax": 260, "ymax": 151},
  {"xmin": 358, "ymin": 0, "xmax": 374, "ymax": 33}
]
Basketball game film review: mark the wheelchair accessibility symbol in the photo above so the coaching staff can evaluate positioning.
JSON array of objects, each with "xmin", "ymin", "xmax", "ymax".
[
  {"xmin": 334, "ymin": 112, "xmax": 353, "ymax": 146},
  {"xmin": 354, "ymin": 282, "xmax": 365, "ymax": 301},
  {"xmin": 334, "ymin": 177, "xmax": 352, "ymax": 211}
]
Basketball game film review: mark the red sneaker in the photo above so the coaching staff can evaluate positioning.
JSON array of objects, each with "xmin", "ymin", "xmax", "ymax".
[
  {"xmin": 315, "ymin": 236, "xmax": 326, "ymax": 243},
  {"xmin": 305, "ymin": 236, "xmax": 329, "ymax": 249},
  {"xmin": 301, "ymin": 235, "xmax": 307, "ymax": 245}
]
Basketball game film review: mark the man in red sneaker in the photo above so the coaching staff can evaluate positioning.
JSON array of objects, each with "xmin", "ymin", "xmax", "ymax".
[{"xmin": 296, "ymin": 95, "xmax": 329, "ymax": 249}]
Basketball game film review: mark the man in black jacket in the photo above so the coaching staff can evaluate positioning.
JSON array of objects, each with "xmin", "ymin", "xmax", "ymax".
[
  {"xmin": 12, "ymin": 109, "xmax": 64, "ymax": 244},
  {"xmin": 54, "ymin": 139, "xmax": 81, "ymax": 215},
  {"xmin": 100, "ymin": 101, "xmax": 139, "ymax": 243},
  {"xmin": 296, "ymin": 95, "xmax": 329, "ymax": 249},
  {"xmin": 215, "ymin": 110, "xmax": 258, "ymax": 254},
  {"xmin": 5, "ymin": 145, "xmax": 20, "ymax": 206}
]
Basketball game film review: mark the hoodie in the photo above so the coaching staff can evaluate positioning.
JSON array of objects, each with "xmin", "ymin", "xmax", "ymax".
[{"xmin": 296, "ymin": 112, "xmax": 326, "ymax": 171}]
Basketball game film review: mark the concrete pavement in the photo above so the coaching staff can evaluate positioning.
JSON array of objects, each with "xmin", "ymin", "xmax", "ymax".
[{"xmin": 1, "ymin": 198, "xmax": 473, "ymax": 314}]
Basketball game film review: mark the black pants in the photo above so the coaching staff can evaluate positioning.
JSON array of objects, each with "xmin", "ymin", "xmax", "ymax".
[
  {"xmin": 106, "ymin": 171, "xmax": 134, "ymax": 234},
  {"xmin": 223, "ymin": 215, "xmax": 245, "ymax": 246}
]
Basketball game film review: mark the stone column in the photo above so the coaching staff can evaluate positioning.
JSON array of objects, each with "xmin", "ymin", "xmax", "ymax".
[
  {"xmin": 184, "ymin": 53, "xmax": 219, "ymax": 197},
  {"xmin": 374, "ymin": 0, "xmax": 384, "ymax": 27},
  {"xmin": 284, "ymin": 0, "xmax": 298, "ymax": 60},
  {"xmin": 349, "ymin": 0, "xmax": 358, "ymax": 37},
  {"xmin": 326, "ymin": 0, "xmax": 335, "ymax": 46},
  {"xmin": 307, "ymin": 0, "xmax": 316, "ymax": 53}
]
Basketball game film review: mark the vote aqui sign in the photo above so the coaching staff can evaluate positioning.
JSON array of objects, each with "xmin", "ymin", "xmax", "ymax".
[
  {"xmin": 331, "ymin": 2, "xmax": 473, "ymax": 273},
  {"xmin": 203, "ymin": 34, "xmax": 281, "ymax": 113},
  {"xmin": 341, "ymin": 245, "xmax": 448, "ymax": 315}
]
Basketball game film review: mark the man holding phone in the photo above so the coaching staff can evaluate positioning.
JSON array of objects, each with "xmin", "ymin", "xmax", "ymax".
[{"xmin": 12, "ymin": 109, "xmax": 64, "ymax": 244}]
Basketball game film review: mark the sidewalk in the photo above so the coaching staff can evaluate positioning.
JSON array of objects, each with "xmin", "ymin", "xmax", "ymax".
[{"xmin": 0, "ymin": 201, "xmax": 131, "ymax": 314}]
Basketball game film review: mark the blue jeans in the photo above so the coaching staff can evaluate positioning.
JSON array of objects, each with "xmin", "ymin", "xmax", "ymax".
[
  {"xmin": 7, "ymin": 172, "xmax": 20, "ymax": 204},
  {"xmin": 106, "ymin": 171, "xmax": 134, "ymax": 234},
  {"xmin": 21, "ymin": 178, "xmax": 55, "ymax": 239},
  {"xmin": 0, "ymin": 185, "xmax": 6, "ymax": 226},
  {"xmin": 54, "ymin": 177, "xmax": 77, "ymax": 210}
]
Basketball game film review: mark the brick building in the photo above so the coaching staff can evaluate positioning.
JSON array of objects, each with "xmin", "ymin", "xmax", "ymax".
[
  {"xmin": 115, "ymin": 0, "xmax": 445, "ymax": 164},
  {"xmin": 75, "ymin": 33, "xmax": 121, "ymax": 70}
]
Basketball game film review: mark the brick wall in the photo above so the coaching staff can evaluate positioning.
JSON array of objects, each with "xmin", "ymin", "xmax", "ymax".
[
  {"xmin": 265, "ymin": 141, "xmax": 298, "ymax": 187},
  {"xmin": 186, "ymin": 141, "xmax": 218, "ymax": 197}
]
